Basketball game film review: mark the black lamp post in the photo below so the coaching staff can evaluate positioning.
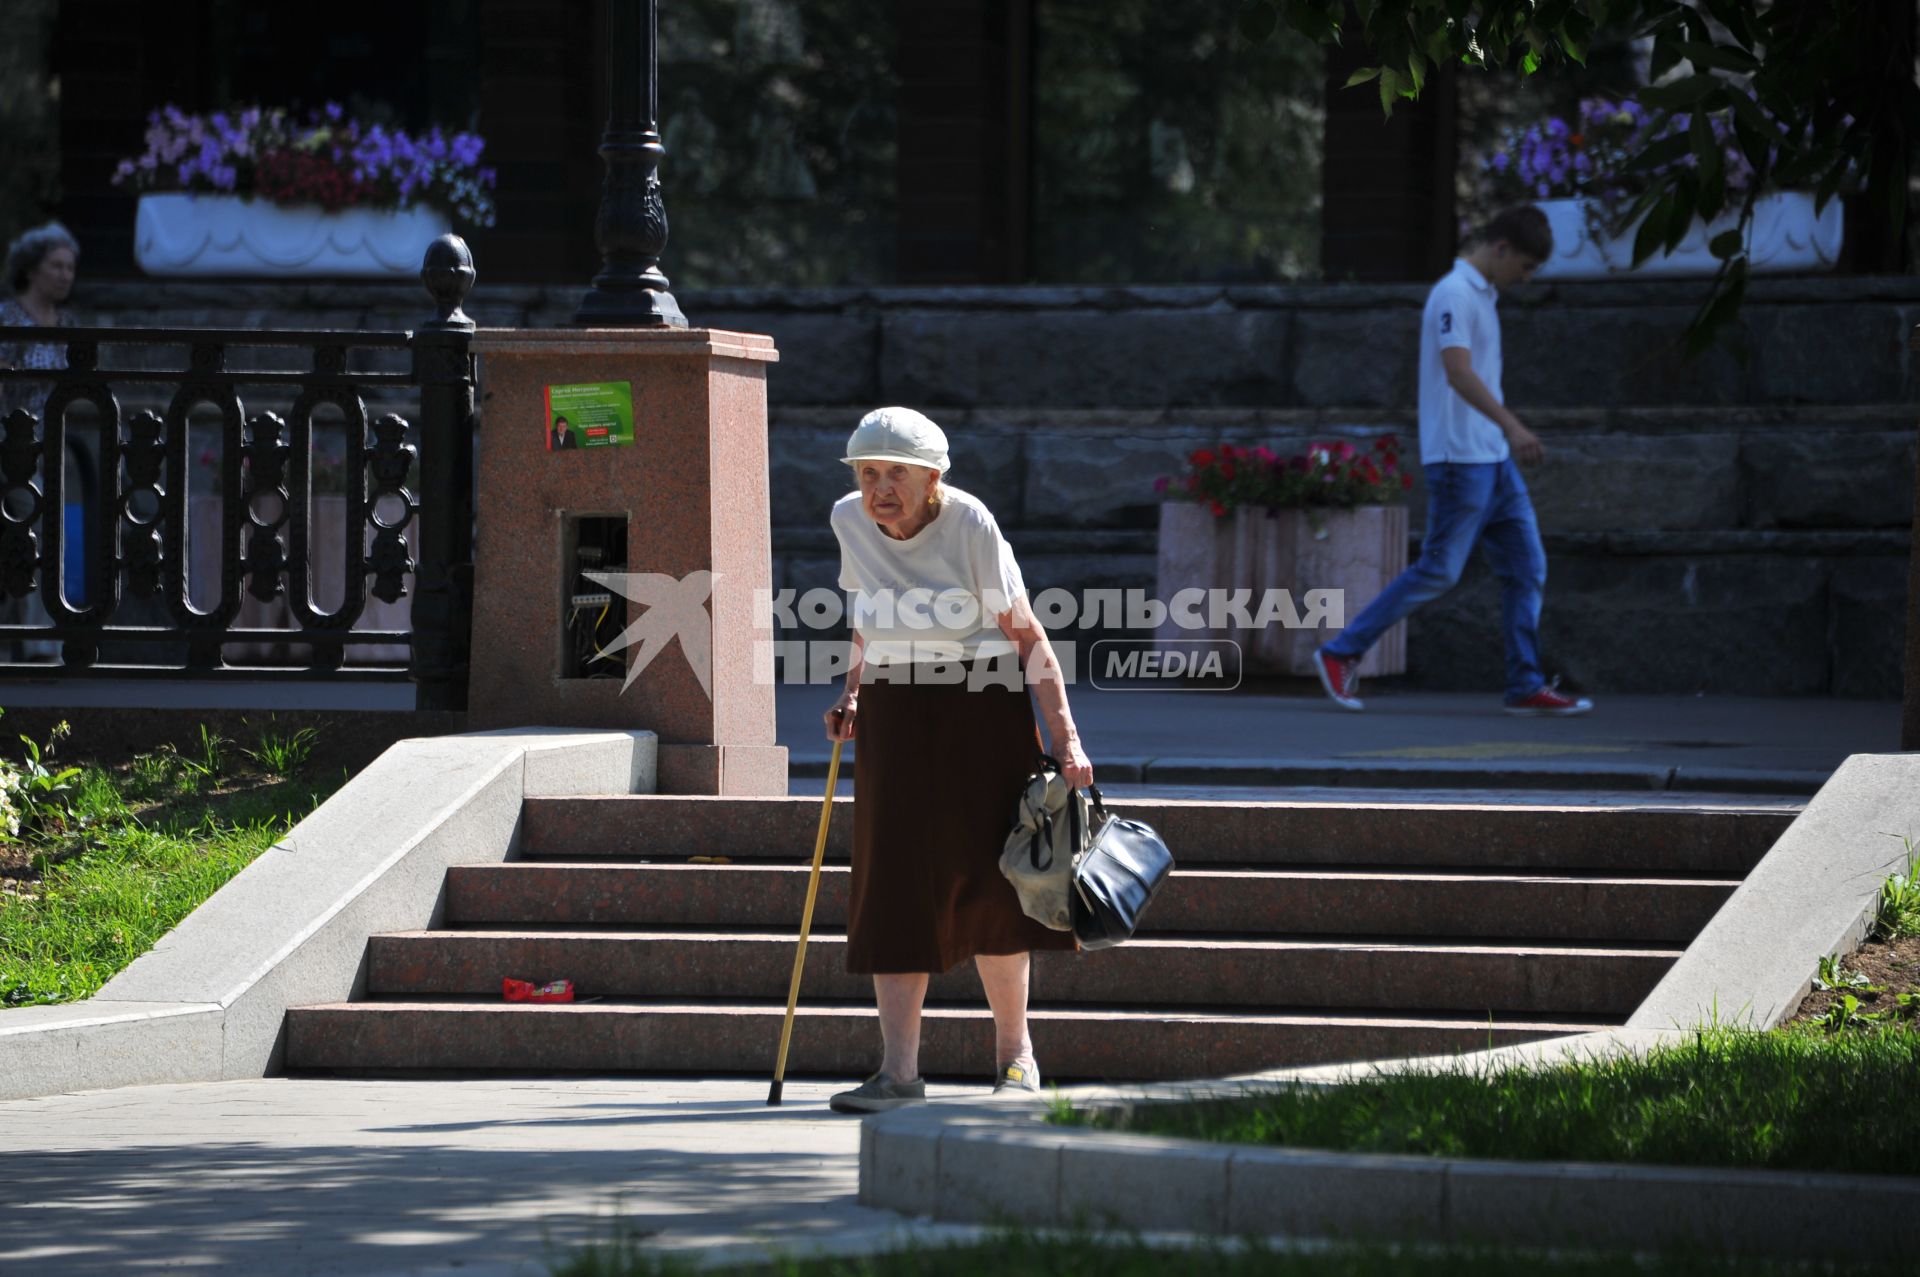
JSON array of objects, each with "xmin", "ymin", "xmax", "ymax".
[{"xmin": 574, "ymin": 0, "xmax": 688, "ymax": 327}]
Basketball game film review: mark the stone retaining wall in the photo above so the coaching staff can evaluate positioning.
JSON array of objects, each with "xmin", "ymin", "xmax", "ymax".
[{"xmin": 67, "ymin": 277, "xmax": 1919, "ymax": 696}]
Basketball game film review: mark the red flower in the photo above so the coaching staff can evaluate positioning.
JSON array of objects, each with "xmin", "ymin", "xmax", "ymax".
[
  {"xmin": 1333, "ymin": 441, "xmax": 1356, "ymax": 462},
  {"xmin": 1190, "ymin": 449, "xmax": 1216, "ymax": 468},
  {"xmin": 1208, "ymin": 500, "xmax": 1226, "ymax": 518},
  {"xmin": 1220, "ymin": 462, "xmax": 1237, "ymax": 480},
  {"xmin": 1253, "ymin": 446, "xmax": 1275, "ymax": 464},
  {"xmin": 1569, "ymin": 132, "xmax": 1586, "ymax": 146},
  {"xmin": 1401, "ymin": 473, "xmax": 1414, "ymax": 490},
  {"xmin": 1380, "ymin": 433, "xmax": 1401, "ymax": 449},
  {"xmin": 1219, "ymin": 444, "xmax": 1240, "ymax": 460}
]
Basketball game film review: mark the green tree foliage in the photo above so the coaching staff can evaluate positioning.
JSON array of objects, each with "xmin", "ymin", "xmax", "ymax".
[
  {"xmin": 0, "ymin": 0, "xmax": 62, "ymax": 250},
  {"xmin": 1035, "ymin": 0, "xmax": 1325, "ymax": 283},
  {"xmin": 1238, "ymin": 0, "xmax": 1920, "ymax": 353}
]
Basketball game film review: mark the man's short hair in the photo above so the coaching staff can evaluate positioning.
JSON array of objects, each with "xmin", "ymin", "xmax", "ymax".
[
  {"xmin": 553, "ymin": 416, "xmax": 569, "ymax": 427},
  {"xmin": 1480, "ymin": 206, "xmax": 1554, "ymax": 262}
]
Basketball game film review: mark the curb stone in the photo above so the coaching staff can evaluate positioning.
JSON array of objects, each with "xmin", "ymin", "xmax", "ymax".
[{"xmin": 860, "ymin": 1103, "xmax": 1920, "ymax": 1262}]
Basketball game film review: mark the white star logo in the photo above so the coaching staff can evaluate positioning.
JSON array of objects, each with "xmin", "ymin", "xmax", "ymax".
[{"xmin": 585, "ymin": 570, "xmax": 718, "ymax": 698}]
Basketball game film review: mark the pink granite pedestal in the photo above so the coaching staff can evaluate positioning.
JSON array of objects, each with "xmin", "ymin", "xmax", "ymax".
[{"xmin": 467, "ymin": 328, "xmax": 787, "ymax": 795}]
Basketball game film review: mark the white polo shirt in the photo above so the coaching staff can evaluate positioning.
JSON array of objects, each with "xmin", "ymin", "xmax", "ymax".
[{"xmin": 1417, "ymin": 258, "xmax": 1509, "ymax": 464}]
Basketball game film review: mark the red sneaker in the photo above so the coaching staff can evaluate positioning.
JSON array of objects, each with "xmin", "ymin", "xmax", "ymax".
[
  {"xmin": 1314, "ymin": 647, "xmax": 1364, "ymax": 712},
  {"xmin": 1503, "ymin": 682, "xmax": 1593, "ymax": 717}
]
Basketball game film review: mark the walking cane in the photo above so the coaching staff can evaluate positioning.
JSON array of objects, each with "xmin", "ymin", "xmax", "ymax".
[{"xmin": 767, "ymin": 735, "xmax": 844, "ymax": 1105}]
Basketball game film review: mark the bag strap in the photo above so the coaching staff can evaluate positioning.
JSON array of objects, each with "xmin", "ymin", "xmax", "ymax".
[{"xmin": 1031, "ymin": 810, "xmax": 1060, "ymax": 871}]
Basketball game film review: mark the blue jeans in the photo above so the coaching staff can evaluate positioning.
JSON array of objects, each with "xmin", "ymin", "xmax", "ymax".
[{"xmin": 1323, "ymin": 460, "xmax": 1546, "ymax": 701}]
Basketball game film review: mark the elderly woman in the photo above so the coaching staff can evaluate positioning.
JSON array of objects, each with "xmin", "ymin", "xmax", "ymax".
[
  {"xmin": 0, "ymin": 221, "xmax": 79, "ymax": 423},
  {"xmin": 822, "ymin": 406, "xmax": 1093, "ymax": 1113}
]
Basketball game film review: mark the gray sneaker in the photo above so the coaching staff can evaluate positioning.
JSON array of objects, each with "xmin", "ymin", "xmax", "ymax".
[
  {"xmin": 992, "ymin": 1057, "xmax": 1042, "ymax": 1096},
  {"xmin": 829, "ymin": 1072, "xmax": 927, "ymax": 1114}
]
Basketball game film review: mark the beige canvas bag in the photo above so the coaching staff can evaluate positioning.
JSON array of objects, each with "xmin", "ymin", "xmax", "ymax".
[{"xmin": 999, "ymin": 754, "xmax": 1091, "ymax": 931}]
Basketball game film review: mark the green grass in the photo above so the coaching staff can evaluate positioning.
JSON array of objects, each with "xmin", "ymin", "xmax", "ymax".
[
  {"xmin": 0, "ymin": 750, "xmax": 343, "ymax": 1008},
  {"xmin": 1870, "ymin": 836, "xmax": 1920, "ymax": 940},
  {"xmin": 1051, "ymin": 1027, "xmax": 1920, "ymax": 1177},
  {"xmin": 546, "ymin": 1231, "xmax": 1904, "ymax": 1277}
]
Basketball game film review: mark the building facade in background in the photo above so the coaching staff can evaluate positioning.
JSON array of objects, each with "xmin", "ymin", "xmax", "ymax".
[{"xmin": 37, "ymin": 0, "xmax": 1459, "ymax": 286}]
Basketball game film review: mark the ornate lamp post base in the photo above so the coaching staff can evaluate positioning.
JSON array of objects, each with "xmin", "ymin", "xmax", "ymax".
[
  {"xmin": 574, "ymin": 0, "xmax": 689, "ymax": 329},
  {"xmin": 575, "ymin": 274, "xmax": 687, "ymax": 328}
]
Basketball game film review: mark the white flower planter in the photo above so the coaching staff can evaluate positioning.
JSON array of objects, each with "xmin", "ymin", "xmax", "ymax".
[
  {"xmin": 135, "ymin": 193, "xmax": 450, "ymax": 278},
  {"xmin": 1533, "ymin": 191, "xmax": 1843, "ymax": 280}
]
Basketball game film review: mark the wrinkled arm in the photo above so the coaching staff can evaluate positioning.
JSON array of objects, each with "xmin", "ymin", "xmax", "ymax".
[{"xmin": 996, "ymin": 598, "xmax": 1091, "ymax": 787}]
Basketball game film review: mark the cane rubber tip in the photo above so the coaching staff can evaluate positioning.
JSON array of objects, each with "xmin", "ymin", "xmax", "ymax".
[{"xmin": 767, "ymin": 1081, "xmax": 783, "ymax": 1106}]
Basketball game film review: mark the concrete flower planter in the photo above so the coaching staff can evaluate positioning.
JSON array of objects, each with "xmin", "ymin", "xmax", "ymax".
[
  {"xmin": 136, "ymin": 193, "xmax": 449, "ymax": 278},
  {"xmin": 1534, "ymin": 191, "xmax": 1843, "ymax": 281},
  {"xmin": 1155, "ymin": 502, "xmax": 1407, "ymax": 677}
]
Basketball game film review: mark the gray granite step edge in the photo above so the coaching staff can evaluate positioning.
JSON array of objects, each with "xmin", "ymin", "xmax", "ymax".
[{"xmin": 860, "ymin": 1101, "xmax": 1920, "ymax": 1263}]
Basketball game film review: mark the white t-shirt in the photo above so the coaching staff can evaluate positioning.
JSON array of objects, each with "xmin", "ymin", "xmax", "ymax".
[
  {"xmin": 832, "ymin": 485, "xmax": 1026, "ymax": 665},
  {"xmin": 1417, "ymin": 258, "xmax": 1509, "ymax": 464}
]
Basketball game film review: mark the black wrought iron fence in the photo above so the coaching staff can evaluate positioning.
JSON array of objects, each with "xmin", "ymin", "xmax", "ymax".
[{"xmin": 0, "ymin": 236, "xmax": 476, "ymax": 711}]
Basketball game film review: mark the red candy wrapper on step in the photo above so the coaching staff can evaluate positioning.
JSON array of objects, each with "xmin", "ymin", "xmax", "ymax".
[{"xmin": 502, "ymin": 978, "xmax": 574, "ymax": 1003}]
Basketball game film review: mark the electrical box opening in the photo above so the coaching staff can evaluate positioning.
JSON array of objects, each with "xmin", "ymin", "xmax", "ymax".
[{"xmin": 564, "ymin": 515, "xmax": 629, "ymax": 679}]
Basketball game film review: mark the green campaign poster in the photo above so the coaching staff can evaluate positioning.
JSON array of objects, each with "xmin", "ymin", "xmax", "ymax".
[{"xmin": 543, "ymin": 381, "xmax": 635, "ymax": 451}]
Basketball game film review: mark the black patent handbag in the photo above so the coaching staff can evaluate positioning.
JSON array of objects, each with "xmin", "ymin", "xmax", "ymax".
[{"xmin": 1070, "ymin": 786, "xmax": 1175, "ymax": 950}]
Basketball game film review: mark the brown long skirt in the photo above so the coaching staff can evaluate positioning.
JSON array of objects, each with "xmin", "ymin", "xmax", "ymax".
[{"xmin": 845, "ymin": 670, "xmax": 1078, "ymax": 974}]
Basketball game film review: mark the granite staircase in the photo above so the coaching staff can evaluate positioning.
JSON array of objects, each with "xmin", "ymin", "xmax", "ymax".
[{"xmin": 284, "ymin": 795, "xmax": 1791, "ymax": 1081}]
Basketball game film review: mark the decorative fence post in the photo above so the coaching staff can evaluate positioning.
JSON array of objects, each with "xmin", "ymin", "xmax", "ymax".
[{"xmin": 410, "ymin": 234, "xmax": 478, "ymax": 711}]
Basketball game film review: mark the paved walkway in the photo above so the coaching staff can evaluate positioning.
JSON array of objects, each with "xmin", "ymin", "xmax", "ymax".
[
  {"xmin": 779, "ymin": 685, "xmax": 1902, "ymax": 794},
  {"xmin": 0, "ymin": 1077, "xmax": 984, "ymax": 1277}
]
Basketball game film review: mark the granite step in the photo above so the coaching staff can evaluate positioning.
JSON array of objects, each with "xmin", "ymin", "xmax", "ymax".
[
  {"xmin": 284, "ymin": 999, "xmax": 1614, "ymax": 1081},
  {"xmin": 521, "ymin": 795, "xmax": 1789, "ymax": 876},
  {"xmin": 281, "ymin": 793, "xmax": 1781, "ymax": 1080},
  {"xmin": 365, "ymin": 929, "xmax": 1678, "ymax": 1016},
  {"xmin": 446, "ymin": 862, "xmax": 1738, "ymax": 944}
]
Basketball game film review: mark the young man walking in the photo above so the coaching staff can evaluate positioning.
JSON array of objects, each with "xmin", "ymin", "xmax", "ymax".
[{"xmin": 1315, "ymin": 205, "xmax": 1592, "ymax": 717}]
